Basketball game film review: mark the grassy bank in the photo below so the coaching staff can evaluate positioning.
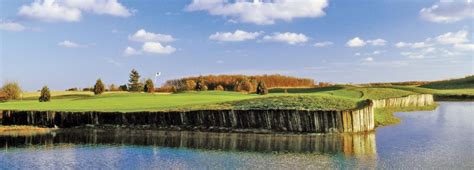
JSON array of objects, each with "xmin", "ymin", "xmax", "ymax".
[
  {"xmin": 0, "ymin": 85, "xmax": 471, "ymax": 112},
  {"xmin": 374, "ymin": 104, "xmax": 439, "ymax": 127}
]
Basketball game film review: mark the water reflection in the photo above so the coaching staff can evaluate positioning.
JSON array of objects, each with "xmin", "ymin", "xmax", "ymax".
[{"xmin": 0, "ymin": 129, "xmax": 376, "ymax": 157}]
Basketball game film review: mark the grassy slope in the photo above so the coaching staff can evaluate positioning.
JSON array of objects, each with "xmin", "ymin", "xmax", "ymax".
[{"xmin": 420, "ymin": 75, "xmax": 474, "ymax": 89}]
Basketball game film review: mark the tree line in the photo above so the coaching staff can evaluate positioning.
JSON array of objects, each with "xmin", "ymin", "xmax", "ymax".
[{"xmin": 163, "ymin": 74, "xmax": 315, "ymax": 92}]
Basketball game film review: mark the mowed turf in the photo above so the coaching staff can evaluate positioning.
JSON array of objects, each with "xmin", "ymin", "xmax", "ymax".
[{"xmin": 0, "ymin": 85, "xmax": 471, "ymax": 112}]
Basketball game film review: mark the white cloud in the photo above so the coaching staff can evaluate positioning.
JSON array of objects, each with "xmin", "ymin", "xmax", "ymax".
[
  {"xmin": 454, "ymin": 43, "xmax": 474, "ymax": 51},
  {"xmin": 18, "ymin": 0, "xmax": 131, "ymax": 22},
  {"xmin": 186, "ymin": 0, "xmax": 329, "ymax": 25},
  {"xmin": 142, "ymin": 42, "xmax": 176, "ymax": 54},
  {"xmin": 0, "ymin": 21, "xmax": 26, "ymax": 32},
  {"xmin": 436, "ymin": 29, "xmax": 469, "ymax": 44},
  {"xmin": 63, "ymin": 0, "xmax": 131, "ymax": 17},
  {"xmin": 313, "ymin": 41, "xmax": 333, "ymax": 47},
  {"xmin": 58, "ymin": 40, "xmax": 81, "ymax": 48},
  {"xmin": 367, "ymin": 39, "xmax": 387, "ymax": 46},
  {"xmin": 355, "ymin": 50, "xmax": 384, "ymax": 56},
  {"xmin": 401, "ymin": 47, "xmax": 437, "ymax": 59},
  {"xmin": 123, "ymin": 46, "xmax": 140, "ymax": 56},
  {"xmin": 395, "ymin": 41, "xmax": 433, "ymax": 49},
  {"xmin": 209, "ymin": 30, "xmax": 262, "ymax": 42},
  {"xmin": 129, "ymin": 29, "xmax": 175, "ymax": 43},
  {"xmin": 347, "ymin": 37, "xmax": 387, "ymax": 47},
  {"xmin": 420, "ymin": 0, "xmax": 474, "ymax": 23},
  {"xmin": 364, "ymin": 57, "xmax": 374, "ymax": 62},
  {"xmin": 346, "ymin": 37, "xmax": 366, "ymax": 47},
  {"xmin": 263, "ymin": 32, "xmax": 309, "ymax": 44}
]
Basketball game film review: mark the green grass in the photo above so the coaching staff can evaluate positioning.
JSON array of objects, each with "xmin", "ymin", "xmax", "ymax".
[
  {"xmin": 374, "ymin": 104, "xmax": 438, "ymax": 127},
  {"xmin": 0, "ymin": 91, "xmax": 259, "ymax": 112},
  {"xmin": 421, "ymin": 75, "xmax": 474, "ymax": 89},
  {"xmin": 0, "ymin": 84, "xmax": 471, "ymax": 113}
]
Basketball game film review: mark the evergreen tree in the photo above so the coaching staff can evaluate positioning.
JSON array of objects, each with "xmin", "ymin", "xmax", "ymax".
[
  {"xmin": 128, "ymin": 69, "xmax": 142, "ymax": 92},
  {"xmin": 39, "ymin": 86, "xmax": 51, "ymax": 102},
  {"xmin": 93, "ymin": 79, "xmax": 105, "ymax": 95},
  {"xmin": 144, "ymin": 79, "xmax": 155, "ymax": 93}
]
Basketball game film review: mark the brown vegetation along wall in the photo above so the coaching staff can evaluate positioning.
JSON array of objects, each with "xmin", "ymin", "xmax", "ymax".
[
  {"xmin": 372, "ymin": 94, "xmax": 434, "ymax": 108},
  {"xmin": 1, "ymin": 104, "xmax": 374, "ymax": 133}
]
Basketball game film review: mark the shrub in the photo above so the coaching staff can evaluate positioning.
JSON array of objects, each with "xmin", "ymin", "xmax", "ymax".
[
  {"xmin": 82, "ymin": 87, "xmax": 93, "ymax": 91},
  {"xmin": 238, "ymin": 79, "xmax": 253, "ymax": 93},
  {"xmin": 144, "ymin": 79, "xmax": 155, "ymax": 93},
  {"xmin": 93, "ymin": 79, "xmax": 105, "ymax": 95},
  {"xmin": 256, "ymin": 81, "xmax": 268, "ymax": 95},
  {"xmin": 170, "ymin": 86, "xmax": 177, "ymax": 93},
  {"xmin": 215, "ymin": 85, "xmax": 224, "ymax": 91},
  {"xmin": 109, "ymin": 84, "xmax": 119, "ymax": 91},
  {"xmin": 128, "ymin": 69, "xmax": 143, "ymax": 92},
  {"xmin": 119, "ymin": 84, "xmax": 128, "ymax": 91},
  {"xmin": 0, "ymin": 82, "xmax": 22, "ymax": 100},
  {"xmin": 185, "ymin": 80, "xmax": 196, "ymax": 91},
  {"xmin": 66, "ymin": 87, "xmax": 78, "ymax": 91},
  {"xmin": 195, "ymin": 79, "xmax": 206, "ymax": 91},
  {"xmin": 0, "ymin": 92, "xmax": 8, "ymax": 102},
  {"xmin": 39, "ymin": 86, "xmax": 51, "ymax": 102}
]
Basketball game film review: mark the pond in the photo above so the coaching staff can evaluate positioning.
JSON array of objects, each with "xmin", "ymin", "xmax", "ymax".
[{"xmin": 0, "ymin": 102, "xmax": 472, "ymax": 169}]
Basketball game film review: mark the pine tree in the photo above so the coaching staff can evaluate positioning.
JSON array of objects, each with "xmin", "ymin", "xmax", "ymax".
[{"xmin": 128, "ymin": 69, "xmax": 142, "ymax": 92}]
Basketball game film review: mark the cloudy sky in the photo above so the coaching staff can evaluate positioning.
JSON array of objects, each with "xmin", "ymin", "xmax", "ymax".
[{"xmin": 0, "ymin": 0, "xmax": 473, "ymax": 91}]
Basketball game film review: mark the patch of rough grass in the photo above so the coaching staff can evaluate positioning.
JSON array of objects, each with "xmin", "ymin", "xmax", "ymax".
[
  {"xmin": 0, "ymin": 125, "xmax": 54, "ymax": 136},
  {"xmin": 374, "ymin": 104, "xmax": 438, "ymax": 127}
]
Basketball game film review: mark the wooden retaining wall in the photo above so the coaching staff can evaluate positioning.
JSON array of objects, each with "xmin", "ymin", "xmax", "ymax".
[
  {"xmin": 1, "ymin": 104, "xmax": 374, "ymax": 133},
  {"xmin": 0, "ymin": 94, "xmax": 435, "ymax": 133},
  {"xmin": 372, "ymin": 94, "xmax": 434, "ymax": 108}
]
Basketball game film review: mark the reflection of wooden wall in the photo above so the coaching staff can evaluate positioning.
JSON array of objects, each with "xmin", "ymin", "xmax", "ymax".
[{"xmin": 0, "ymin": 129, "xmax": 376, "ymax": 157}]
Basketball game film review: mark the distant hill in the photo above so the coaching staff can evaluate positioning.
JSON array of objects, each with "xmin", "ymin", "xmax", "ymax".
[{"xmin": 421, "ymin": 75, "xmax": 474, "ymax": 89}]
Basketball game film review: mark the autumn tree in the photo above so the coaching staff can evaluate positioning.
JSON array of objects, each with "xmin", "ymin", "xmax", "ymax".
[
  {"xmin": 195, "ymin": 79, "xmax": 207, "ymax": 91},
  {"xmin": 0, "ymin": 82, "xmax": 21, "ymax": 100},
  {"xmin": 256, "ymin": 81, "xmax": 268, "ymax": 95},
  {"xmin": 93, "ymin": 79, "xmax": 105, "ymax": 95},
  {"xmin": 144, "ymin": 79, "xmax": 155, "ymax": 93},
  {"xmin": 39, "ymin": 86, "xmax": 51, "ymax": 102}
]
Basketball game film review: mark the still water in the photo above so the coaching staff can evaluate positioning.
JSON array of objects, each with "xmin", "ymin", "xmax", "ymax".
[{"xmin": 0, "ymin": 102, "xmax": 473, "ymax": 169}]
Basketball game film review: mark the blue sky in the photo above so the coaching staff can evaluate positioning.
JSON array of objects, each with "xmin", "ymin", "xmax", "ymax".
[{"xmin": 1, "ymin": 0, "xmax": 473, "ymax": 91}]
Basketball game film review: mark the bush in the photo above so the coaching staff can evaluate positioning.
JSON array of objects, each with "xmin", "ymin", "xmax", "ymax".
[
  {"xmin": 144, "ymin": 79, "xmax": 155, "ymax": 93},
  {"xmin": 256, "ymin": 81, "xmax": 268, "ymax": 95},
  {"xmin": 215, "ymin": 85, "xmax": 224, "ymax": 91},
  {"xmin": 93, "ymin": 79, "xmax": 105, "ymax": 95},
  {"xmin": 237, "ymin": 79, "xmax": 253, "ymax": 93},
  {"xmin": 195, "ymin": 79, "xmax": 206, "ymax": 91},
  {"xmin": 109, "ymin": 84, "xmax": 119, "ymax": 91},
  {"xmin": 66, "ymin": 87, "xmax": 78, "ymax": 91},
  {"xmin": 39, "ymin": 86, "xmax": 51, "ymax": 102},
  {"xmin": 0, "ymin": 82, "xmax": 22, "ymax": 100},
  {"xmin": 82, "ymin": 87, "xmax": 93, "ymax": 91},
  {"xmin": 119, "ymin": 84, "xmax": 128, "ymax": 91}
]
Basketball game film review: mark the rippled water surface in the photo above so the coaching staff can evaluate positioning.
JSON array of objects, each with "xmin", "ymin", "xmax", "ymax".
[{"xmin": 0, "ymin": 102, "xmax": 473, "ymax": 169}]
